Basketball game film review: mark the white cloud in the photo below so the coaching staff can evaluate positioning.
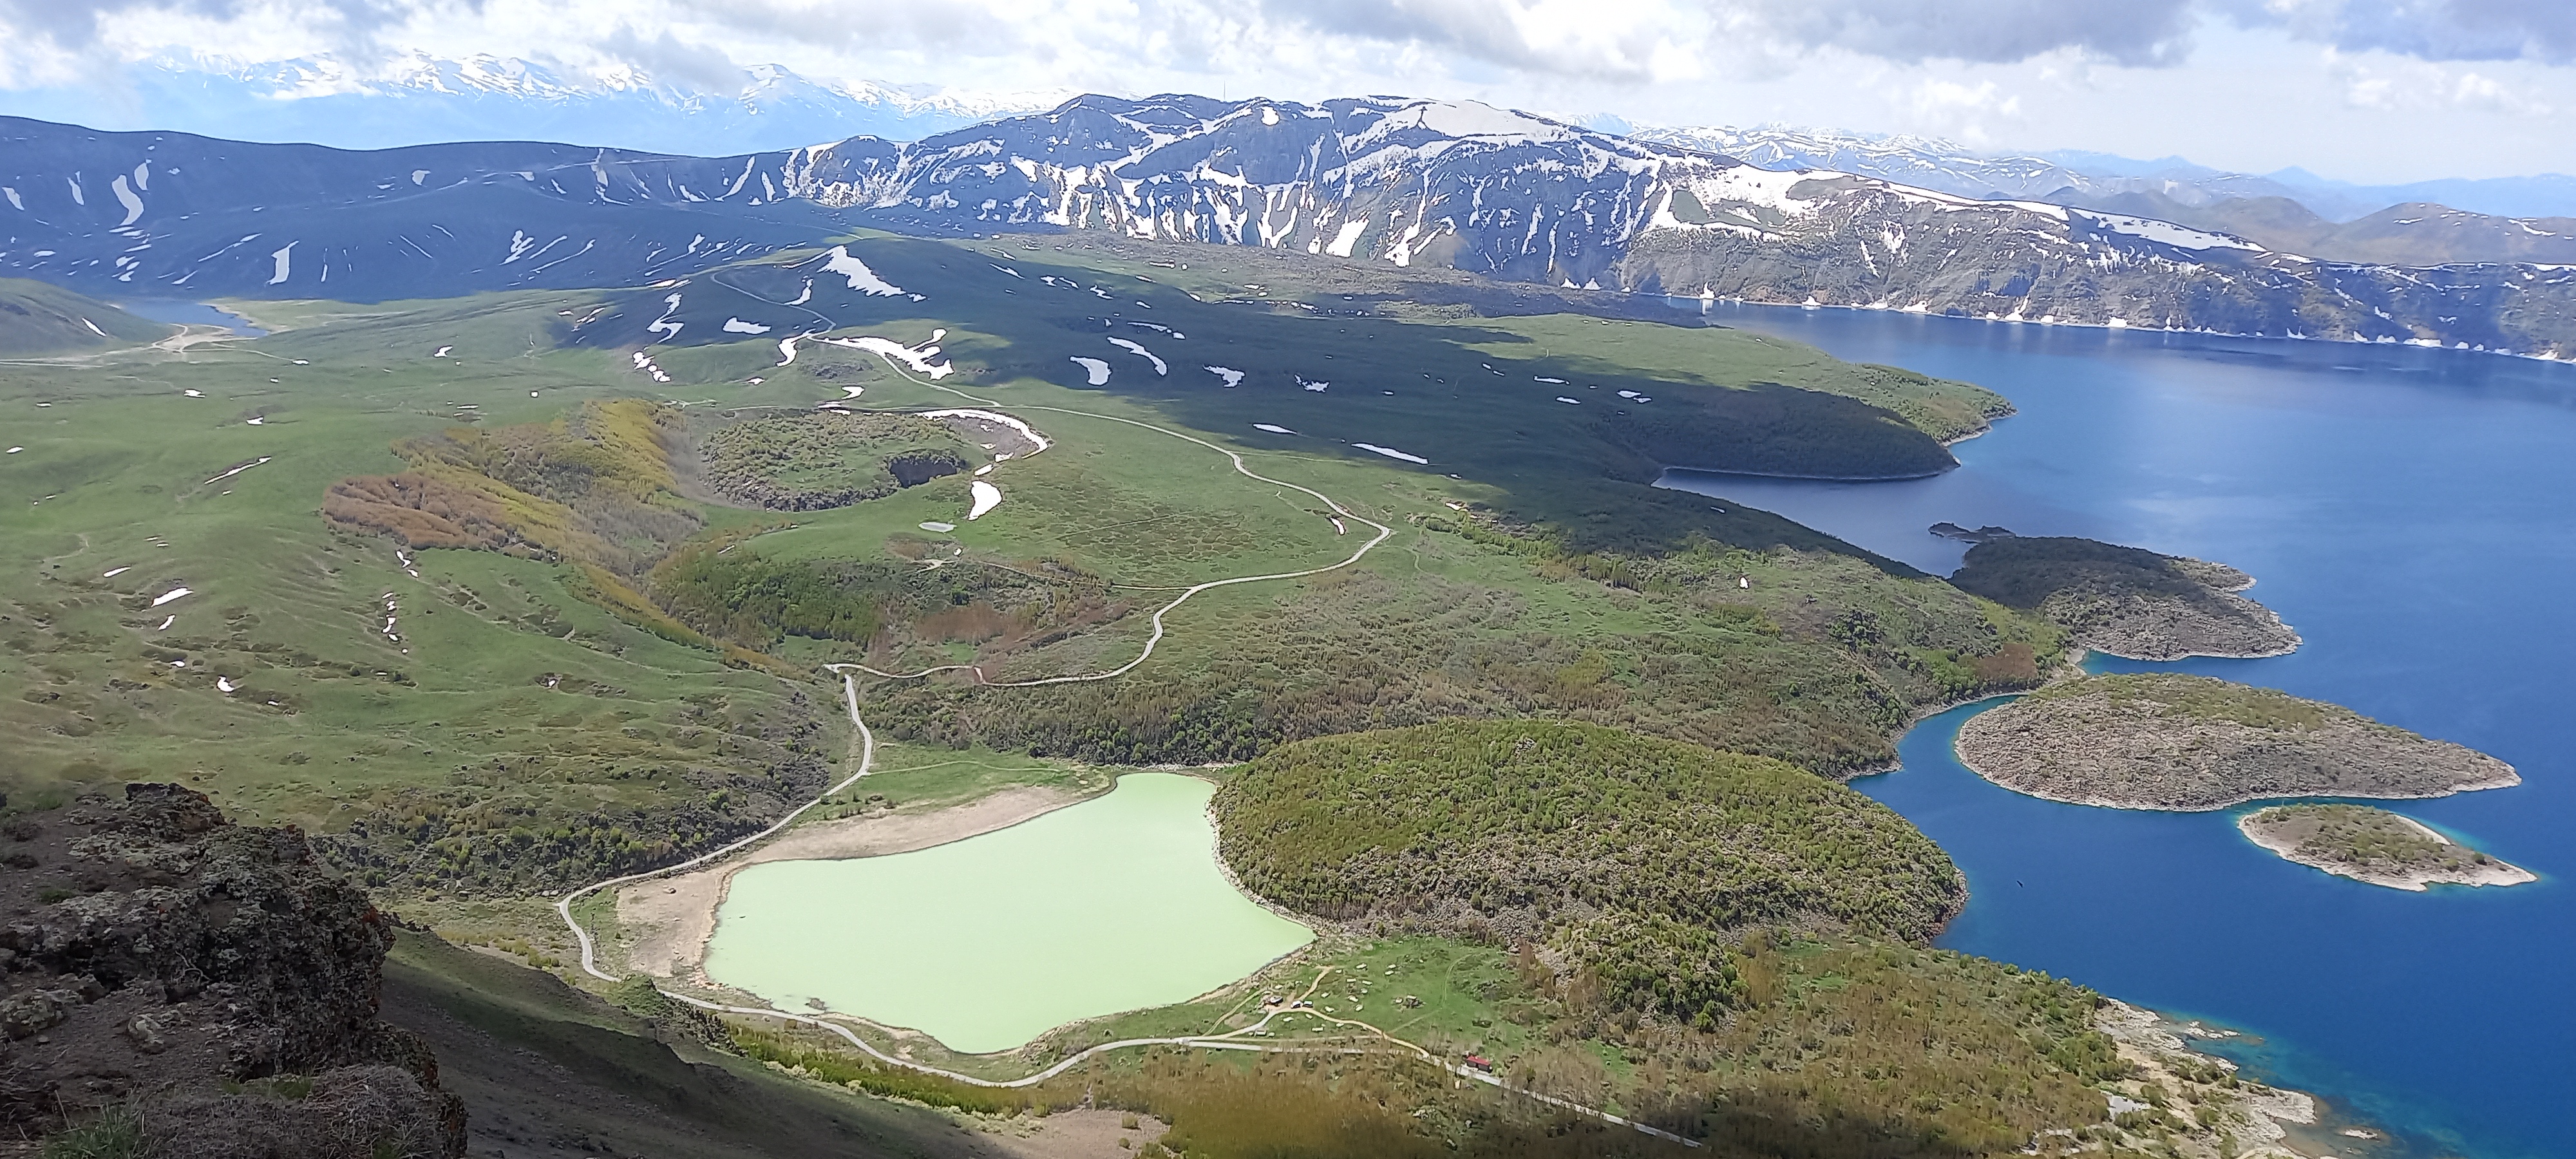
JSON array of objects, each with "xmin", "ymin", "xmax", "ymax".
[
  {"xmin": 0, "ymin": 0, "xmax": 2572, "ymax": 182},
  {"xmin": 2327, "ymin": 48, "xmax": 2555, "ymax": 115},
  {"xmin": 1904, "ymin": 78, "xmax": 2025, "ymax": 146}
]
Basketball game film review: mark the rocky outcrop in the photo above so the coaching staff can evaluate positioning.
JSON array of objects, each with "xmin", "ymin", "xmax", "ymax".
[
  {"xmin": 0, "ymin": 783, "xmax": 464, "ymax": 1157},
  {"xmin": 1948, "ymin": 536, "xmax": 2300, "ymax": 661},
  {"xmin": 1955, "ymin": 674, "xmax": 2519, "ymax": 811}
]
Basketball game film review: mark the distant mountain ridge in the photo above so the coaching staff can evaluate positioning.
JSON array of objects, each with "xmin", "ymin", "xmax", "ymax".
[
  {"xmin": 1, "ymin": 97, "xmax": 2570, "ymax": 359},
  {"xmin": 0, "ymin": 54, "xmax": 1072, "ymax": 155},
  {"xmin": 1633, "ymin": 124, "xmax": 2576, "ymax": 222}
]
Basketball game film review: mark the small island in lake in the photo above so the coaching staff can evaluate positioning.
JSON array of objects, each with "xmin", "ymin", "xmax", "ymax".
[
  {"xmin": 1948, "ymin": 536, "xmax": 2300, "ymax": 661},
  {"xmin": 1955, "ymin": 673, "xmax": 2520, "ymax": 810},
  {"xmin": 2240, "ymin": 804, "xmax": 2535, "ymax": 891}
]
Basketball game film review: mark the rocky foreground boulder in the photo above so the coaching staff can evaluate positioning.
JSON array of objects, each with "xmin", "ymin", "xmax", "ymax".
[{"xmin": 0, "ymin": 783, "xmax": 463, "ymax": 1158}]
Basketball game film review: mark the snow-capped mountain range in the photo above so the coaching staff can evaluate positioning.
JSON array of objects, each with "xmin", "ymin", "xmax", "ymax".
[
  {"xmin": 1, "ymin": 95, "xmax": 2569, "ymax": 357},
  {"xmin": 1633, "ymin": 124, "xmax": 2576, "ymax": 222},
  {"xmin": 11, "ymin": 52, "xmax": 2571, "ymax": 224},
  {"xmin": 0, "ymin": 54, "xmax": 1072, "ymax": 156}
]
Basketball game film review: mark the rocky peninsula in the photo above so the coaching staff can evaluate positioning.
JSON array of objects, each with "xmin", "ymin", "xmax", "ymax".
[
  {"xmin": 1955, "ymin": 674, "xmax": 2520, "ymax": 810},
  {"xmin": 1948, "ymin": 536, "xmax": 2300, "ymax": 661},
  {"xmin": 2240, "ymin": 804, "xmax": 2536, "ymax": 891}
]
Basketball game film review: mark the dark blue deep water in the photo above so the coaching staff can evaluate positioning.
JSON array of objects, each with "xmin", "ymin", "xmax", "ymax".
[{"xmin": 1660, "ymin": 305, "xmax": 2576, "ymax": 1159}]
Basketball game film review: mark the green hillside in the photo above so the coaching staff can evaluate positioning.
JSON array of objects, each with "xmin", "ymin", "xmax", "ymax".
[
  {"xmin": 0, "ymin": 277, "xmax": 170, "ymax": 354},
  {"xmin": 1215, "ymin": 720, "xmax": 1965, "ymax": 1024}
]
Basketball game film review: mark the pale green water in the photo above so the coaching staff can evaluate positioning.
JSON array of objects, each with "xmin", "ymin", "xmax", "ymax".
[{"xmin": 702, "ymin": 773, "xmax": 1314, "ymax": 1055}]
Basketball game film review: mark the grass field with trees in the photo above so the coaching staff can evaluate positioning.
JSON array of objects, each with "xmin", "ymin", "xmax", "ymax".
[{"xmin": 1215, "ymin": 720, "xmax": 1964, "ymax": 1026}]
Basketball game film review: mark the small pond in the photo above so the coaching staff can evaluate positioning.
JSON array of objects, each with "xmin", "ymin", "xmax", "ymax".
[
  {"xmin": 115, "ymin": 300, "xmax": 267, "ymax": 337},
  {"xmin": 703, "ymin": 773, "xmax": 1313, "ymax": 1055}
]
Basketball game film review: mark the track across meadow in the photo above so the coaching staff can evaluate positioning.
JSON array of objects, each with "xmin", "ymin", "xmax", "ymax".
[{"xmin": 551, "ymin": 346, "xmax": 1695, "ymax": 1147}]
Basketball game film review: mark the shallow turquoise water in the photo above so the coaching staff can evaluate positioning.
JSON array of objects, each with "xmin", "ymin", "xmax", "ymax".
[
  {"xmin": 1662, "ymin": 305, "xmax": 2576, "ymax": 1159},
  {"xmin": 702, "ymin": 773, "xmax": 1313, "ymax": 1055}
]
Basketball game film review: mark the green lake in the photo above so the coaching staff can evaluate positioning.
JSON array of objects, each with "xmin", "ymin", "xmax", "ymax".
[{"xmin": 701, "ymin": 772, "xmax": 1314, "ymax": 1054}]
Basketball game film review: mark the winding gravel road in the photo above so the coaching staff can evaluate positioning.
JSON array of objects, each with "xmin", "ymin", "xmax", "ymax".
[{"xmin": 550, "ymin": 337, "xmax": 1693, "ymax": 1147}]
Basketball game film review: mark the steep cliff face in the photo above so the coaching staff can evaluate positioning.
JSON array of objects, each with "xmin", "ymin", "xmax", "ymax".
[{"xmin": 0, "ymin": 783, "xmax": 463, "ymax": 1158}]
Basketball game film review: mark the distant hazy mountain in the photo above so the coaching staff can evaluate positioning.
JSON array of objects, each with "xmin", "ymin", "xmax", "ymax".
[
  {"xmin": 2039, "ymin": 189, "xmax": 2576, "ymax": 267},
  {"xmin": 0, "ymin": 54, "xmax": 1069, "ymax": 153},
  {"xmin": 3, "ymin": 97, "xmax": 2569, "ymax": 357},
  {"xmin": 1634, "ymin": 125, "xmax": 2576, "ymax": 222}
]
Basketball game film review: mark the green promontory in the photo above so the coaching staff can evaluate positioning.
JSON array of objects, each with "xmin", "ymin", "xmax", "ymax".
[
  {"xmin": 0, "ymin": 276, "xmax": 171, "ymax": 354},
  {"xmin": 1956, "ymin": 674, "xmax": 2519, "ymax": 810},
  {"xmin": 1213, "ymin": 719, "xmax": 1964, "ymax": 1028},
  {"xmin": 2240, "ymin": 804, "xmax": 2535, "ymax": 891},
  {"xmin": 1949, "ymin": 536, "xmax": 2299, "ymax": 661}
]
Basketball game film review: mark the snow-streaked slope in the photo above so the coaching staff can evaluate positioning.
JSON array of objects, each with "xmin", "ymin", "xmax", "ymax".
[
  {"xmin": 0, "ymin": 116, "xmax": 851, "ymax": 300},
  {"xmin": 1634, "ymin": 124, "xmax": 2576, "ymax": 223},
  {"xmin": 1, "ymin": 98, "xmax": 2569, "ymax": 355},
  {"xmin": 768, "ymin": 95, "xmax": 2576, "ymax": 353}
]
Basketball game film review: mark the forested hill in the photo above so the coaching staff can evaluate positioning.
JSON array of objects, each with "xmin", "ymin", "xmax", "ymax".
[{"xmin": 1214, "ymin": 720, "xmax": 1965, "ymax": 1026}]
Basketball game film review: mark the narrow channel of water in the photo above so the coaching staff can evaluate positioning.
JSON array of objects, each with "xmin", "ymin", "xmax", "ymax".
[
  {"xmin": 703, "ymin": 772, "xmax": 1312, "ymax": 1055},
  {"xmin": 1659, "ymin": 303, "xmax": 2576, "ymax": 1159}
]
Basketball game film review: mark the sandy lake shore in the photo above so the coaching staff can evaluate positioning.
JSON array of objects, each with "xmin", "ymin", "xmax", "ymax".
[{"xmin": 615, "ymin": 786, "xmax": 1088, "ymax": 980}]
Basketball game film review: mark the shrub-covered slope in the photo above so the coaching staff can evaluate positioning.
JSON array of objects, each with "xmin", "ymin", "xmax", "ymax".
[
  {"xmin": 1214, "ymin": 720, "xmax": 1964, "ymax": 1026},
  {"xmin": 1949, "ymin": 536, "xmax": 2298, "ymax": 660},
  {"xmin": 698, "ymin": 411, "xmax": 972, "ymax": 511}
]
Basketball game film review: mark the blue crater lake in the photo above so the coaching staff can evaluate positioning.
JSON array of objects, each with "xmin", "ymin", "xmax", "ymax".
[
  {"xmin": 1660, "ymin": 305, "xmax": 2575, "ymax": 1159},
  {"xmin": 113, "ymin": 299, "xmax": 268, "ymax": 337}
]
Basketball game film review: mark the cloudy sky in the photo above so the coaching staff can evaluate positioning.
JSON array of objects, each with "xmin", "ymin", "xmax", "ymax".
[{"xmin": 0, "ymin": 0, "xmax": 2566, "ymax": 182}]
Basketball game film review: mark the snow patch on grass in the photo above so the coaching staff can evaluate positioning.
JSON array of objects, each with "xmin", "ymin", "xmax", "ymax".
[
  {"xmin": 826, "ymin": 332, "xmax": 952, "ymax": 379},
  {"xmin": 818, "ymin": 245, "xmax": 907, "ymax": 296},
  {"xmin": 1106, "ymin": 337, "xmax": 1167, "ymax": 374}
]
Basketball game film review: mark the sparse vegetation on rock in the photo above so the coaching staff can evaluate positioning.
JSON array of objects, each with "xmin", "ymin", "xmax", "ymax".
[
  {"xmin": 1956, "ymin": 674, "xmax": 2518, "ymax": 809},
  {"xmin": 2240, "ymin": 804, "xmax": 2535, "ymax": 890},
  {"xmin": 1949, "ymin": 536, "xmax": 2298, "ymax": 661}
]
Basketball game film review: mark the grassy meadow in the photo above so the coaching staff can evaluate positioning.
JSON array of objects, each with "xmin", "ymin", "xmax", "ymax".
[{"xmin": 0, "ymin": 232, "xmax": 2186, "ymax": 1157}]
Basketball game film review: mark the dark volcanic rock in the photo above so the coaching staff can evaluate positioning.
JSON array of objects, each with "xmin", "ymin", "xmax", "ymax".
[{"xmin": 0, "ymin": 784, "xmax": 463, "ymax": 1156}]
